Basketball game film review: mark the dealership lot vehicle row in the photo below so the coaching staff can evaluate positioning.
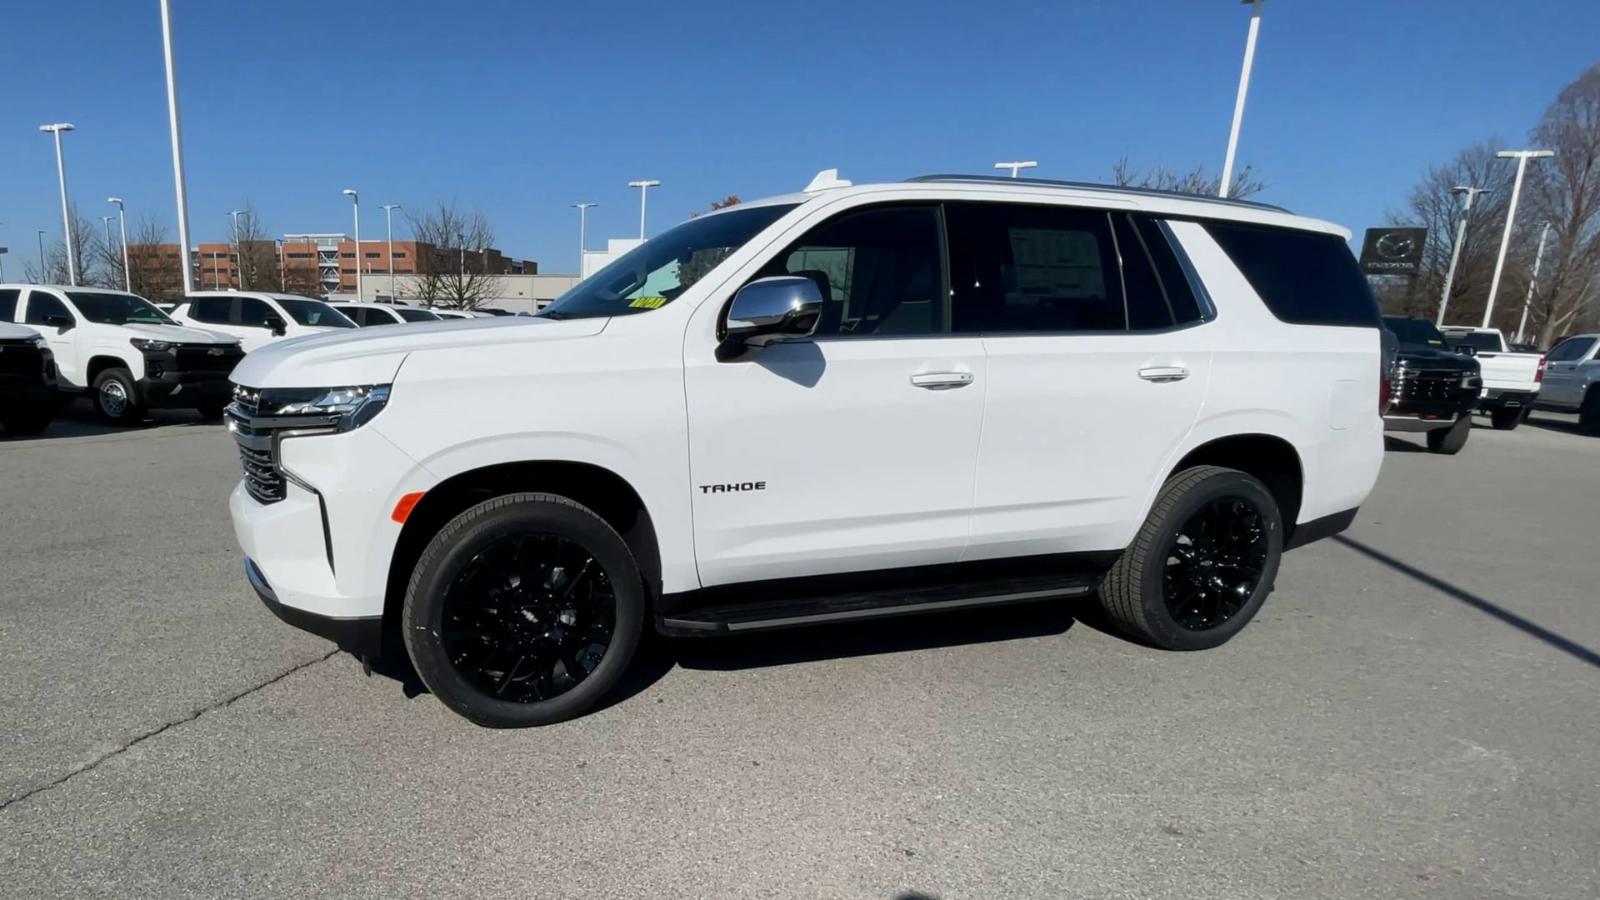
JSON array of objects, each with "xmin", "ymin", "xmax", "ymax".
[{"xmin": 2, "ymin": 411, "xmax": 1598, "ymax": 899}]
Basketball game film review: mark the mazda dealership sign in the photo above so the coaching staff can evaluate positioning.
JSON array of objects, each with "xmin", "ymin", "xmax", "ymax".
[{"xmin": 1359, "ymin": 227, "xmax": 1427, "ymax": 275}]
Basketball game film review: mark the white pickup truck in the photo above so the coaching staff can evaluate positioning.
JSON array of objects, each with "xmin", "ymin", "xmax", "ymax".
[{"xmin": 1439, "ymin": 326, "xmax": 1545, "ymax": 429}]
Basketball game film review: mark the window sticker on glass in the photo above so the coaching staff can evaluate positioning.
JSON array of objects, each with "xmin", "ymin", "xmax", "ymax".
[{"xmin": 628, "ymin": 296, "xmax": 668, "ymax": 309}]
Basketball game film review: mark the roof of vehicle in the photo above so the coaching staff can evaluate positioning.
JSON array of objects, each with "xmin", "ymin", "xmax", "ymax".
[
  {"xmin": 1438, "ymin": 325, "xmax": 1501, "ymax": 334},
  {"xmin": 709, "ymin": 173, "xmax": 1348, "ymax": 239},
  {"xmin": 328, "ymin": 301, "xmax": 426, "ymax": 309},
  {"xmin": 0, "ymin": 283, "xmax": 143, "ymax": 295},
  {"xmin": 185, "ymin": 291, "xmax": 331, "ymax": 303}
]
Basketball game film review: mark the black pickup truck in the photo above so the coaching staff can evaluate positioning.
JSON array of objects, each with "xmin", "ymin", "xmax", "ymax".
[
  {"xmin": 1382, "ymin": 316, "xmax": 1482, "ymax": 454},
  {"xmin": 0, "ymin": 323, "xmax": 57, "ymax": 435}
]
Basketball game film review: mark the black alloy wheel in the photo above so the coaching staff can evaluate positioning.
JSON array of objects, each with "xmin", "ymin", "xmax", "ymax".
[
  {"xmin": 1162, "ymin": 497, "xmax": 1270, "ymax": 631},
  {"xmin": 441, "ymin": 533, "xmax": 616, "ymax": 704}
]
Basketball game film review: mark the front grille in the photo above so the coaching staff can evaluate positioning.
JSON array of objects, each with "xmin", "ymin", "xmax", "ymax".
[
  {"xmin": 0, "ymin": 340, "xmax": 46, "ymax": 381},
  {"xmin": 228, "ymin": 387, "xmax": 286, "ymax": 504},
  {"xmin": 175, "ymin": 344, "xmax": 245, "ymax": 377},
  {"xmin": 1393, "ymin": 367, "xmax": 1478, "ymax": 407}
]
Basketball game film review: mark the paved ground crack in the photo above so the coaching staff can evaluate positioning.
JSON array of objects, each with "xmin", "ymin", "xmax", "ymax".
[{"xmin": 0, "ymin": 649, "xmax": 338, "ymax": 813}]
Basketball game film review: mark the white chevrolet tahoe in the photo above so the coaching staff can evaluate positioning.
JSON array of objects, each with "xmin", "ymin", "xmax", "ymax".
[
  {"xmin": 1, "ymin": 284, "xmax": 244, "ymax": 424},
  {"xmin": 226, "ymin": 175, "xmax": 1386, "ymax": 727},
  {"xmin": 170, "ymin": 292, "xmax": 356, "ymax": 352}
]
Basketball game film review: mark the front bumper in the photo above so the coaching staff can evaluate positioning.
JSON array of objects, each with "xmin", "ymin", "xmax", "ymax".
[
  {"xmin": 1383, "ymin": 411, "xmax": 1464, "ymax": 433},
  {"xmin": 245, "ymin": 558, "xmax": 382, "ymax": 658},
  {"xmin": 138, "ymin": 346, "xmax": 243, "ymax": 409}
]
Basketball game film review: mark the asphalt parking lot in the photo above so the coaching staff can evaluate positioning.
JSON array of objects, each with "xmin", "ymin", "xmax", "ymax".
[{"xmin": 2, "ymin": 405, "xmax": 1597, "ymax": 900}]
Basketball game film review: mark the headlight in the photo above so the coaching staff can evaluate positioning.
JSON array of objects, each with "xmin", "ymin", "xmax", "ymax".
[
  {"xmin": 130, "ymin": 337, "xmax": 173, "ymax": 352},
  {"xmin": 269, "ymin": 384, "xmax": 391, "ymax": 432},
  {"xmin": 27, "ymin": 333, "xmax": 45, "ymax": 347}
]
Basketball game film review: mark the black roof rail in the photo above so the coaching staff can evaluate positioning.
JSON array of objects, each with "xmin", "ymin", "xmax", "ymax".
[{"xmin": 904, "ymin": 174, "xmax": 1290, "ymax": 214}]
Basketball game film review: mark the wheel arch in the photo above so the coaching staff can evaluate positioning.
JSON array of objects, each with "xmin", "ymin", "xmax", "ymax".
[
  {"xmin": 381, "ymin": 460, "xmax": 662, "ymax": 650},
  {"xmin": 1163, "ymin": 433, "xmax": 1304, "ymax": 541},
  {"xmin": 86, "ymin": 354, "xmax": 136, "ymax": 385}
]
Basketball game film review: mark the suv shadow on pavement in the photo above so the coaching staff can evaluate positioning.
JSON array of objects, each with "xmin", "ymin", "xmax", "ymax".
[{"xmin": 0, "ymin": 399, "xmax": 221, "ymax": 442}]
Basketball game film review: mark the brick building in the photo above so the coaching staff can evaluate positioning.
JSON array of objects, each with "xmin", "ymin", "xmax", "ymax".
[{"xmin": 161, "ymin": 237, "xmax": 540, "ymax": 297}]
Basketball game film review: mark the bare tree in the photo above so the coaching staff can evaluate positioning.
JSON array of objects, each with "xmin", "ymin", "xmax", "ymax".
[
  {"xmin": 126, "ymin": 217, "xmax": 184, "ymax": 301},
  {"xmin": 405, "ymin": 203, "xmax": 497, "ymax": 309},
  {"xmin": 1384, "ymin": 141, "xmax": 1524, "ymax": 321},
  {"xmin": 1524, "ymin": 64, "xmax": 1600, "ymax": 345},
  {"xmin": 229, "ymin": 202, "xmax": 278, "ymax": 291},
  {"xmin": 23, "ymin": 203, "xmax": 104, "ymax": 286},
  {"xmin": 1111, "ymin": 158, "xmax": 1265, "ymax": 200}
]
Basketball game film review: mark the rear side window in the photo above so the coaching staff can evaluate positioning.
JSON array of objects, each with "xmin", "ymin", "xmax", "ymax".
[
  {"xmin": 947, "ymin": 203, "xmax": 1125, "ymax": 333},
  {"xmin": 1547, "ymin": 337, "xmax": 1596, "ymax": 362},
  {"xmin": 187, "ymin": 296, "xmax": 230, "ymax": 323},
  {"xmin": 1111, "ymin": 214, "xmax": 1174, "ymax": 330},
  {"xmin": 236, "ymin": 297, "xmax": 272, "ymax": 326},
  {"xmin": 1135, "ymin": 217, "xmax": 1205, "ymax": 325},
  {"xmin": 24, "ymin": 292, "xmax": 72, "ymax": 325},
  {"xmin": 0, "ymin": 289, "xmax": 19, "ymax": 321},
  {"xmin": 1203, "ymin": 221, "xmax": 1380, "ymax": 327}
]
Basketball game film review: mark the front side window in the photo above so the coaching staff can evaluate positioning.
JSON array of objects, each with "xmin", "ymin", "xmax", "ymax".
[
  {"xmin": 543, "ymin": 204, "xmax": 797, "ymax": 320},
  {"xmin": 1547, "ymin": 336, "xmax": 1596, "ymax": 362},
  {"xmin": 757, "ymin": 205, "xmax": 946, "ymax": 337},
  {"xmin": 396, "ymin": 307, "xmax": 439, "ymax": 323},
  {"xmin": 186, "ymin": 296, "xmax": 229, "ymax": 323},
  {"xmin": 277, "ymin": 298, "xmax": 354, "ymax": 328},
  {"xmin": 236, "ymin": 297, "xmax": 272, "ymax": 326},
  {"xmin": 947, "ymin": 202, "xmax": 1124, "ymax": 333},
  {"xmin": 65, "ymin": 291, "xmax": 174, "ymax": 326},
  {"xmin": 24, "ymin": 292, "xmax": 73, "ymax": 325}
]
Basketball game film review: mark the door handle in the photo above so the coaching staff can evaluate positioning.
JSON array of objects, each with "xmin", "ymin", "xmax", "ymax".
[
  {"xmin": 1138, "ymin": 366, "xmax": 1190, "ymax": 383},
  {"xmin": 910, "ymin": 372, "xmax": 975, "ymax": 390}
]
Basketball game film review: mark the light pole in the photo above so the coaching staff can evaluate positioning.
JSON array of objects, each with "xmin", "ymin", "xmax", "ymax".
[
  {"xmin": 993, "ymin": 161, "xmax": 1038, "ymax": 178},
  {"xmin": 628, "ymin": 180, "xmax": 660, "ymax": 239},
  {"xmin": 380, "ymin": 204, "xmax": 401, "ymax": 293},
  {"xmin": 159, "ymin": 0, "xmax": 195, "ymax": 295},
  {"xmin": 229, "ymin": 209, "xmax": 245, "ymax": 289},
  {"xmin": 342, "ymin": 189, "xmax": 363, "ymax": 300},
  {"xmin": 1219, "ymin": 0, "xmax": 1264, "ymax": 199},
  {"xmin": 39, "ymin": 123, "xmax": 78, "ymax": 285},
  {"xmin": 1435, "ymin": 185, "xmax": 1487, "ymax": 326},
  {"xmin": 102, "ymin": 217, "xmax": 117, "ymax": 282},
  {"xmin": 572, "ymin": 202, "xmax": 596, "ymax": 274},
  {"xmin": 1483, "ymin": 149, "xmax": 1554, "ymax": 329},
  {"xmin": 36, "ymin": 230, "xmax": 47, "ymax": 278},
  {"xmin": 107, "ymin": 197, "xmax": 130, "ymax": 290},
  {"xmin": 1514, "ymin": 222, "xmax": 1552, "ymax": 345}
]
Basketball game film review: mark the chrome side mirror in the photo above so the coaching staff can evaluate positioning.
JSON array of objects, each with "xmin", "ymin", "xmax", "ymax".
[{"xmin": 720, "ymin": 276, "xmax": 823, "ymax": 357}]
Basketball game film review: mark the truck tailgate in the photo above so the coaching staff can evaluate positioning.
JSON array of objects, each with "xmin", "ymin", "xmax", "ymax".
[{"xmin": 1475, "ymin": 351, "xmax": 1543, "ymax": 391}]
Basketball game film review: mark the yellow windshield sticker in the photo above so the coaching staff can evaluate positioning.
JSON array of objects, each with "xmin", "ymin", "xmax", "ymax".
[{"xmin": 628, "ymin": 296, "xmax": 667, "ymax": 309}]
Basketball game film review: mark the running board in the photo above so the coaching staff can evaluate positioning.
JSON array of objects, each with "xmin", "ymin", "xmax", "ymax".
[{"xmin": 657, "ymin": 572, "xmax": 1099, "ymax": 635}]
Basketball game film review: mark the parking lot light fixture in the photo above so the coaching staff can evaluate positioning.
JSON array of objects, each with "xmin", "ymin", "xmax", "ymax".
[
  {"xmin": 342, "ymin": 189, "xmax": 362, "ymax": 301},
  {"xmin": 1219, "ymin": 0, "xmax": 1264, "ymax": 199},
  {"xmin": 159, "ymin": 0, "xmax": 195, "ymax": 295},
  {"xmin": 1436, "ymin": 185, "xmax": 1487, "ymax": 326},
  {"xmin": 39, "ymin": 123, "xmax": 78, "ymax": 285},
  {"xmin": 1483, "ymin": 150, "xmax": 1554, "ymax": 329},
  {"xmin": 36, "ymin": 230, "xmax": 47, "ymax": 276},
  {"xmin": 628, "ymin": 180, "xmax": 660, "ymax": 239},
  {"xmin": 229, "ymin": 210, "xmax": 246, "ymax": 289},
  {"xmin": 108, "ymin": 197, "xmax": 130, "ymax": 290},
  {"xmin": 380, "ymin": 204, "xmax": 402, "ymax": 283},
  {"xmin": 993, "ymin": 161, "xmax": 1038, "ymax": 178},
  {"xmin": 572, "ymin": 203, "xmax": 596, "ymax": 273}
]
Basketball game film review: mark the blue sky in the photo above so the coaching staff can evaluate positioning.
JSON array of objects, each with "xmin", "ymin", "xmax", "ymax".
[{"xmin": 2, "ymin": 0, "xmax": 1596, "ymax": 275}]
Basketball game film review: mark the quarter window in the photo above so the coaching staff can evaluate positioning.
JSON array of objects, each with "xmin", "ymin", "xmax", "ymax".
[
  {"xmin": 757, "ymin": 205, "xmax": 947, "ymax": 337},
  {"xmin": 1203, "ymin": 220, "xmax": 1380, "ymax": 327}
]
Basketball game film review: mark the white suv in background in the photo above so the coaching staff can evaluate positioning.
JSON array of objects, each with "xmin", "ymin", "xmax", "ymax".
[
  {"xmin": 226, "ymin": 174, "xmax": 1385, "ymax": 727},
  {"xmin": 2, "ymin": 284, "xmax": 242, "ymax": 424},
  {"xmin": 328, "ymin": 302, "xmax": 442, "ymax": 327},
  {"xmin": 170, "ymin": 292, "xmax": 355, "ymax": 352}
]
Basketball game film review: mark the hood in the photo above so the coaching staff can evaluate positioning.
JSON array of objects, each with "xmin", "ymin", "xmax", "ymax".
[
  {"xmin": 1395, "ymin": 344, "xmax": 1479, "ymax": 370},
  {"xmin": 0, "ymin": 322, "xmax": 44, "ymax": 341},
  {"xmin": 121, "ymin": 322, "xmax": 239, "ymax": 345},
  {"xmin": 230, "ymin": 314, "xmax": 610, "ymax": 388}
]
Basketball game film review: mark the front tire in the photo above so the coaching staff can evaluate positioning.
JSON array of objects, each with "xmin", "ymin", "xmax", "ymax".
[
  {"xmin": 91, "ymin": 368, "xmax": 146, "ymax": 425},
  {"xmin": 1580, "ymin": 389, "xmax": 1600, "ymax": 436},
  {"xmin": 1098, "ymin": 465, "xmax": 1283, "ymax": 651},
  {"xmin": 401, "ymin": 493, "xmax": 645, "ymax": 727},
  {"xmin": 1426, "ymin": 416, "xmax": 1471, "ymax": 454}
]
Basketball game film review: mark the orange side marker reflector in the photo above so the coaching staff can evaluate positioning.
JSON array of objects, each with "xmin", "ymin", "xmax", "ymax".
[{"xmin": 392, "ymin": 491, "xmax": 426, "ymax": 524}]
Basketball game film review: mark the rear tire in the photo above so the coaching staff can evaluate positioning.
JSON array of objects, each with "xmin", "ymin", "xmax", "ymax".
[
  {"xmin": 1426, "ymin": 416, "xmax": 1471, "ymax": 454},
  {"xmin": 91, "ymin": 368, "xmax": 146, "ymax": 426},
  {"xmin": 1489, "ymin": 407, "xmax": 1523, "ymax": 430},
  {"xmin": 402, "ymin": 492, "xmax": 645, "ymax": 727},
  {"xmin": 1098, "ymin": 465, "xmax": 1283, "ymax": 651}
]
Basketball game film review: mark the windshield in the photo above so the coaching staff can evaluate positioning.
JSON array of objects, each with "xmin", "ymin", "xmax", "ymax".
[
  {"xmin": 1384, "ymin": 316, "xmax": 1447, "ymax": 348},
  {"xmin": 1449, "ymin": 331, "xmax": 1502, "ymax": 352},
  {"xmin": 277, "ymin": 297, "xmax": 355, "ymax": 328},
  {"xmin": 541, "ymin": 204, "xmax": 798, "ymax": 320},
  {"xmin": 66, "ymin": 291, "xmax": 175, "ymax": 326},
  {"xmin": 396, "ymin": 307, "xmax": 440, "ymax": 322}
]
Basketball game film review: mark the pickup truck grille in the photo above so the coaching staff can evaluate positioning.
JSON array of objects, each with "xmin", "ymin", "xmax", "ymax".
[
  {"xmin": 1393, "ymin": 367, "xmax": 1479, "ymax": 406},
  {"xmin": 0, "ymin": 340, "xmax": 50, "ymax": 383},
  {"xmin": 174, "ymin": 344, "xmax": 245, "ymax": 377}
]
